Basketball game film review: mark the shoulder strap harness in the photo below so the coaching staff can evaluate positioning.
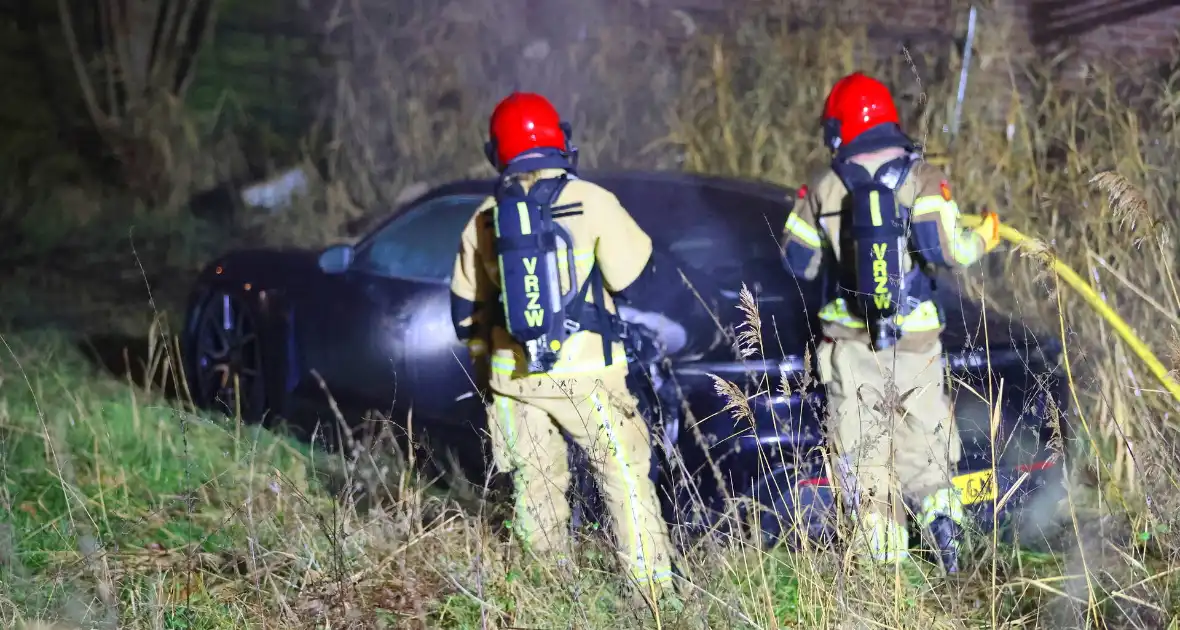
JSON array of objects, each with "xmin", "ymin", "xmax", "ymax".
[
  {"xmin": 830, "ymin": 151, "xmax": 938, "ymax": 318},
  {"xmin": 493, "ymin": 174, "xmax": 624, "ymax": 368}
]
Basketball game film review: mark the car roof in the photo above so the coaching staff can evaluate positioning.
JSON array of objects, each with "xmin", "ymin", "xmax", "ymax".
[
  {"xmin": 352, "ymin": 170, "xmax": 799, "ymax": 253},
  {"xmin": 411, "ymin": 170, "xmax": 797, "ymax": 208}
]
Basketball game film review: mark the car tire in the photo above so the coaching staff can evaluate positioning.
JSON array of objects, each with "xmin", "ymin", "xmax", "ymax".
[{"xmin": 183, "ymin": 287, "xmax": 290, "ymax": 427}]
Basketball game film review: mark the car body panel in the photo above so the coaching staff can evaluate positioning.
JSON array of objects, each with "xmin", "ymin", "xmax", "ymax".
[{"xmin": 183, "ymin": 170, "xmax": 1068, "ymax": 545}]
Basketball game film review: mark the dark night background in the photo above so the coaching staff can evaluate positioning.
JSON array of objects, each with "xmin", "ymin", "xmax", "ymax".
[{"xmin": 2, "ymin": 0, "xmax": 1180, "ymax": 627}]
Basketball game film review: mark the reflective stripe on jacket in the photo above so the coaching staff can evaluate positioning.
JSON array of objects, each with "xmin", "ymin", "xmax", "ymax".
[{"xmin": 779, "ymin": 150, "xmax": 987, "ymax": 340}]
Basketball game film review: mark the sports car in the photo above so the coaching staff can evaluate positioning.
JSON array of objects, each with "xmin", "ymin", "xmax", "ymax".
[{"xmin": 181, "ymin": 170, "xmax": 1069, "ymax": 549}]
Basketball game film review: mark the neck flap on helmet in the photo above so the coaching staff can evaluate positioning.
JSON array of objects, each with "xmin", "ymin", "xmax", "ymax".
[
  {"xmin": 500, "ymin": 146, "xmax": 578, "ymax": 178},
  {"xmin": 833, "ymin": 123, "xmax": 917, "ymax": 162}
]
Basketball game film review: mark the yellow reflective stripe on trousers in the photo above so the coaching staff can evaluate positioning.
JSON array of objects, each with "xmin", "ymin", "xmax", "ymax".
[
  {"xmin": 919, "ymin": 486, "xmax": 965, "ymax": 527},
  {"xmin": 852, "ymin": 512, "xmax": 910, "ymax": 563},
  {"xmin": 784, "ymin": 214, "xmax": 822, "ymax": 248},
  {"xmin": 912, "ymin": 195, "xmax": 984, "ymax": 266},
  {"xmin": 495, "ymin": 397, "xmax": 538, "ymax": 543},
  {"xmin": 818, "ymin": 299, "xmax": 942, "ymax": 332},
  {"xmin": 589, "ymin": 392, "xmax": 671, "ymax": 585}
]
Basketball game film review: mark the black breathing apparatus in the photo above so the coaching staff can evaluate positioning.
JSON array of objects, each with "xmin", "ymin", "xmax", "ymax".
[{"xmin": 832, "ymin": 153, "xmax": 920, "ymax": 351}]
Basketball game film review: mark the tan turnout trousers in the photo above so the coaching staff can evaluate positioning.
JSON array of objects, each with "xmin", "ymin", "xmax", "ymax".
[
  {"xmin": 817, "ymin": 337, "xmax": 962, "ymax": 561},
  {"xmin": 488, "ymin": 373, "xmax": 673, "ymax": 589}
]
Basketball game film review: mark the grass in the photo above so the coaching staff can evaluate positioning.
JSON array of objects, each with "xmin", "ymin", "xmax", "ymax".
[
  {"xmin": 0, "ymin": 314, "xmax": 1175, "ymax": 628},
  {"xmin": 3, "ymin": 328, "xmax": 1164, "ymax": 629},
  {"xmin": 5, "ymin": 0, "xmax": 1180, "ymax": 627}
]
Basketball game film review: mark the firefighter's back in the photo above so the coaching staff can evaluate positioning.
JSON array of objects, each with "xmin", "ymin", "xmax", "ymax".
[{"xmin": 474, "ymin": 169, "xmax": 653, "ymax": 398}]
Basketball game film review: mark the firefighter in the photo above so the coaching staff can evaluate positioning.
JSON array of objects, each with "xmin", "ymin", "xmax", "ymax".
[
  {"xmin": 779, "ymin": 72, "xmax": 1002, "ymax": 572},
  {"xmin": 449, "ymin": 92, "xmax": 677, "ymax": 598}
]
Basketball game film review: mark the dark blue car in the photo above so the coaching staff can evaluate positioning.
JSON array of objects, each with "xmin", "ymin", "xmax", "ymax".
[{"xmin": 181, "ymin": 170, "xmax": 1068, "ymax": 549}]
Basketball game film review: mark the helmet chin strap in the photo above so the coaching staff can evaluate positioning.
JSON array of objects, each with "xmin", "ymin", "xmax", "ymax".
[
  {"xmin": 559, "ymin": 121, "xmax": 579, "ymax": 170},
  {"xmin": 823, "ymin": 118, "xmax": 843, "ymax": 151},
  {"xmin": 483, "ymin": 140, "xmax": 498, "ymax": 168}
]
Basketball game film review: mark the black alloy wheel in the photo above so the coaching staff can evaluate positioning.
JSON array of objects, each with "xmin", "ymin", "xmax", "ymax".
[{"xmin": 192, "ymin": 291, "xmax": 266, "ymax": 421}]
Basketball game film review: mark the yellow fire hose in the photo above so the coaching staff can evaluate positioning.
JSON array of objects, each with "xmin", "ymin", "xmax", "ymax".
[{"xmin": 957, "ymin": 213, "xmax": 1180, "ymax": 407}]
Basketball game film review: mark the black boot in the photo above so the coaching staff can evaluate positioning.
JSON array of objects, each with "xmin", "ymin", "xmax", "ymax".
[{"xmin": 927, "ymin": 515, "xmax": 963, "ymax": 574}]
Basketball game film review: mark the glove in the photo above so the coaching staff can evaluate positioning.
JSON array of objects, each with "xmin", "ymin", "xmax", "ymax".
[
  {"xmin": 465, "ymin": 339, "xmax": 492, "ymax": 400},
  {"xmin": 974, "ymin": 208, "xmax": 1002, "ymax": 253}
]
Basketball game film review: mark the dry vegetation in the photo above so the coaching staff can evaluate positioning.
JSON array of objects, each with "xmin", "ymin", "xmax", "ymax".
[{"xmin": 4, "ymin": 0, "xmax": 1180, "ymax": 628}]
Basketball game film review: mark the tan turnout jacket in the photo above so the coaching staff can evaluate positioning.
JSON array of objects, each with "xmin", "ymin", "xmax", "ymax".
[
  {"xmin": 450, "ymin": 168, "xmax": 654, "ymax": 398},
  {"xmin": 779, "ymin": 148, "xmax": 989, "ymax": 350}
]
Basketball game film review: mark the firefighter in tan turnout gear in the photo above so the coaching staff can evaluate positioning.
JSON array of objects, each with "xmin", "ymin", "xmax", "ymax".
[
  {"xmin": 780, "ymin": 72, "xmax": 1002, "ymax": 572},
  {"xmin": 449, "ymin": 92, "xmax": 676, "ymax": 595}
]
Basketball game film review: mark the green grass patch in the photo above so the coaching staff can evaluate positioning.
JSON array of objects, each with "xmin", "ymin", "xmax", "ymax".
[
  {"xmin": 0, "ymin": 330, "xmax": 319, "ymax": 626},
  {"xmin": 0, "ymin": 330, "xmax": 1178, "ymax": 628}
]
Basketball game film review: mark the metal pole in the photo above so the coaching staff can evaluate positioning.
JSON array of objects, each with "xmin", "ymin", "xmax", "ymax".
[{"xmin": 950, "ymin": 5, "xmax": 978, "ymax": 141}]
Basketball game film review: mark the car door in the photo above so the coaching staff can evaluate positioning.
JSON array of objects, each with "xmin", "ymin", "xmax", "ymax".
[
  {"xmin": 331, "ymin": 193, "xmax": 484, "ymax": 408},
  {"xmin": 295, "ymin": 249, "xmax": 418, "ymax": 419},
  {"xmin": 339, "ymin": 194, "xmax": 492, "ymax": 472}
]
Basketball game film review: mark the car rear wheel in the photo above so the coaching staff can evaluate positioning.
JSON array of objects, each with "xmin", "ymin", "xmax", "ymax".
[{"xmin": 188, "ymin": 290, "xmax": 270, "ymax": 423}]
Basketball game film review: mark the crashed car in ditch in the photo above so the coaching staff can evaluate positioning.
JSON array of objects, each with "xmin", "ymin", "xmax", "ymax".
[{"xmin": 181, "ymin": 170, "xmax": 1069, "ymax": 548}]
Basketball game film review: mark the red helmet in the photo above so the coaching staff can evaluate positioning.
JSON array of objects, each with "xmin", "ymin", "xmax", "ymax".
[
  {"xmin": 486, "ymin": 92, "xmax": 569, "ymax": 168},
  {"xmin": 822, "ymin": 72, "xmax": 900, "ymax": 150}
]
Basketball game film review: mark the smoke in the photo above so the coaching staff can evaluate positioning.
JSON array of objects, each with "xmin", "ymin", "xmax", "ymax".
[{"xmin": 309, "ymin": 0, "xmax": 699, "ymax": 208}]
